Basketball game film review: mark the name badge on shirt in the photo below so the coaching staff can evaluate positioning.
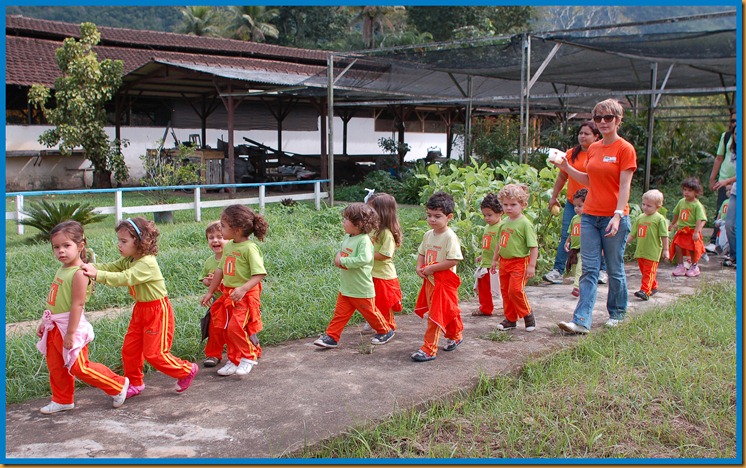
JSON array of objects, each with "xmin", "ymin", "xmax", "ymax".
[{"xmin": 603, "ymin": 156, "xmax": 617, "ymax": 163}]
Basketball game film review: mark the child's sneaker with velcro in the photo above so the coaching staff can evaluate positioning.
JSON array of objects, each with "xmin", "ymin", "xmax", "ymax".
[
  {"xmin": 685, "ymin": 265, "xmax": 701, "ymax": 277},
  {"xmin": 175, "ymin": 363, "xmax": 198, "ymax": 392},
  {"xmin": 313, "ymin": 334, "xmax": 338, "ymax": 348},
  {"xmin": 217, "ymin": 361, "xmax": 238, "ymax": 376},
  {"xmin": 371, "ymin": 329, "xmax": 395, "ymax": 345},
  {"xmin": 443, "ymin": 338, "xmax": 463, "ymax": 352},
  {"xmin": 411, "ymin": 350, "xmax": 436, "ymax": 362},
  {"xmin": 496, "ymin": 319, "xmax": 516, "ymax": 331},
  {"xmin": 236, "ymin": 358, "xmax": 257, "ymax": 376},
  {"xmin": 524, "ymin": 313, "xmax": 536, "ymax": 332}
]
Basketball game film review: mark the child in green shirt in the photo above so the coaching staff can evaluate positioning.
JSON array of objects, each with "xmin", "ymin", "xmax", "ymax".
[
  {"xmin": 199, "ymin": 221, "xmax": 228, "ymax": 368},
  {"xmin": 564, "ymin": 188, "xmax": 588, "ymax": 297},
  {"xmin": 473, "ymin": 193, "xmax": 503, "ymax": 316},
  {"xmin": 628, "ymin": 189, "xmax": 669, "ymax": 300},
  {"xmin": 669, "ymin": 177, "xmax": 707, "ymax": 277}
]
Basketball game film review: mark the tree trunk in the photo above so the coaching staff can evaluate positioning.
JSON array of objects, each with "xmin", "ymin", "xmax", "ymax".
[{"xmin": 92, "ymin": 168, "xmax": 113, "ymax": 189}]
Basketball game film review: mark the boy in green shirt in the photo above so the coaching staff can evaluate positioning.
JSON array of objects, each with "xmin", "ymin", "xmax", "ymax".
[
  {"xmin": 473, "ymin": 193, "xmax": 503, "ymax": 316},
  {"xmin": 563, "ymin": 188, "xmax": 588, "ymax": 297},
  {"xmin": 628, "ymin": 189, "xmax": 669, "ymax": 300}
]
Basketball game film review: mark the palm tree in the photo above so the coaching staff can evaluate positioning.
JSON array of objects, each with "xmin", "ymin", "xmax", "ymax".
[
  {"xmin": 178, "ymin": 6, "xmax": 221, "ymax": 37},
  {"xmin": 348, "ymin": 6, "xmax": 402, "ymax": 49},
  {"xmin": 227, "ymin": 6, "xmax": 279, "ymax": 42}
]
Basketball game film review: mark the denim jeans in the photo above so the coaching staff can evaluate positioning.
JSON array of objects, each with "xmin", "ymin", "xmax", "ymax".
[
  {"xmin": 725, "ymin": 192, "xmax": 737, "ymax": 262},
  {"xmin": 571, "ymin": 214, "xmax": 630, "ymax": 329},
  {"xmin": 552, "ymin": 202, "xmax": 607, "ymax": 273}
]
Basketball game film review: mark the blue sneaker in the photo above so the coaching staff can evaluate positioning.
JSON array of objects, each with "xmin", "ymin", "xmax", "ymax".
[
  {"xmin": 443, "ymin": 338, "xmax": 463, "ymax": 352},
  {"xmin": 411, "ymin": 350, "xmax": 436, "ymax": 362}
]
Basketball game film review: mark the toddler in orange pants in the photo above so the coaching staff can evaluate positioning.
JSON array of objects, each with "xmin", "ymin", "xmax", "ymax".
[{"xmin": 628, "ymin": 189, "xmax": 669, "ymax": 300}]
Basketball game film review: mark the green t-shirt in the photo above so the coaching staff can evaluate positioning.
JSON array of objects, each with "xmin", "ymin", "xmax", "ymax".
[
  {"xmin": 338, "ymin": 233, "xmax": 375, "ymax": 298},
  {"xmin": 200, "ymin": 255, "xmax": 222, "ymax": 299},
  {"xmin": 497, "ymin": 215, "xmax": 538, "ymax": 259},
  {"xmin": 480, "ymin": 222, "xmax": 502, "ymax": 268},
  {"xmin": 567, "ymin": 214, "xmax": 582, "ymax": 250},
  {"xmin": 94, "ymin": 255, "xmax": 167, "ymax": 302},
  {"xmin": 672, "ymin": 198, "xmax": 707, "ymax": 230},
  {"xmin": 718, "ymin": 198, "xmax": 730, "ymax": 221},
  {"xmin": 47, "ymin": 266, "xmax": 90, "ymax": 314},
  {"xmin": 716, "ymin": 132, "xmax": 736, "ymax": 181},
  {"xmin": 418, "ymin": 228, "xmax": 463, "ymax": 284},
  {"xmin": 220, "ymin": 240, "xmax": 267, "ymax": 289},
  {"xmin": 370, "ymin": 228, "xmax": 397, "ymax": 280},
  {"xmin": 630, "ymin": 212, "xmax": 669, "ymax": 261}
]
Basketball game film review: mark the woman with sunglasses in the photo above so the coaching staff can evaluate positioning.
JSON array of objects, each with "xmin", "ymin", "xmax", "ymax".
[
  {"xmin": 550, "ymin": 99, "xmax": 637, "ymax": 334},
  {"xmin": 544, "ymin": 121, "xmax": 603, "ymax": 286}
]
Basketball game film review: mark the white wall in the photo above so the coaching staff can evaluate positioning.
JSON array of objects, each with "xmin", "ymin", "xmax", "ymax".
[{"xmin": 6, "ymin": 117, "xmax": 451, "ymax": 190}]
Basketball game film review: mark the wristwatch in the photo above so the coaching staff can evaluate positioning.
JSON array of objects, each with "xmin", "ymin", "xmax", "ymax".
[{"xmin": 613, "ymin": 209, "xmax": 624, "ymax": 217}]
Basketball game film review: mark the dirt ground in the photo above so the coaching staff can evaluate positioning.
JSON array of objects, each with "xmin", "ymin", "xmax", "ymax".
[{"xmin": 4, "ymin": 256, "xmax": 736, "ymax": 460}]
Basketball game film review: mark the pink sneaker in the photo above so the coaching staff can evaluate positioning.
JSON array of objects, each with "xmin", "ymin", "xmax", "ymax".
[
  {"xmin": 685, "ymin": 265, "xmax": 701, "ymax": 277},
  {"xmin": 672, "ymin": 264, "xmax": 687, "ymax": 276},
  {"xmin": 175, "ymin": 363, "xmax": 198, "ymax": 393},
  {"xmin": 126, "ymin": 384, "xmax": 145, "ymax": 399}
]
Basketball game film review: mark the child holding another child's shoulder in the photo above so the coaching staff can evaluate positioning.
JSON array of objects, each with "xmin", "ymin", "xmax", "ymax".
[
  {"xmin": 491, "ymin": 184, "xmax": 538, "ymax": 332},
  {"xmin": 669, "ymin": 177, "xmax": 707, "ymax": 277},
  {"xmin": 313, "ymin": 203, "xmax": 394, "ymax": 349},
  {"xmin": 473, "ymin": 193, "xmax": 503, "ymax": 316},
  {"xmin": 199, "ymin": 220, "xmax": 228, "ymax": 368},
  {"xmin": 411, "ymin": 191, "xmax": 464, "ymax": 362},
  {"xmin": 200, "ymin": 205, "xmax": 267, "ymax": 377},
  {"xmin": 81, "ymin": 217, "xmax": 197, "ymax": 398},
  {"xmin": 36, "ymin": 221, "xmax": 129, "ymax": 414},
  {"xmin": 628, "ymin": 189, "xmax": 669, "ymax": 300}
]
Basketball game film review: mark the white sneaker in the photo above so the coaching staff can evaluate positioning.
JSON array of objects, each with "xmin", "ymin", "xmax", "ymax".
[
  {"xmin": 705, "ymin": 243, "xmax": 717, "ymax": 254},
  {"xmin": 597, "ymin": 270, "xmax": 608, "ymax": 284},
  {"xmin": 236, "ymin": 358, "xmax": 257, "ymax": 376},
  {"xmin": 40, "ymin": 401, "xmax": 75, "ymax": 414},
  {"xmin": 604, "ymin": 318, "xmax": 621, "ymax": 327},
  {"xmin": 112, "ymin": 377, "xmax": 129, "ymax": 408},
  {"xmin": 543, "ymin": 269, "xmax": 563, "ymax": 284},
  {"xmin": 217, "ymin": 361, "xmax": 238, "ymax": 376},
  {"xmin": 557, "ymin": 321, "xmax": 589, "ymax": 335}
]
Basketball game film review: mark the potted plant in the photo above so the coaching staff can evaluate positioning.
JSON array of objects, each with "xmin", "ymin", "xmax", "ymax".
[{"xmin": 140, "ymin": 143, "xmax": 202, "ymax": 223}]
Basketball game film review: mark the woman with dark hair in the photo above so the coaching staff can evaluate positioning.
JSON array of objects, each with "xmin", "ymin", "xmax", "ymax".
[{"xmin": 543, "ymin": 121, "xmax": 605, "ymax": 285}]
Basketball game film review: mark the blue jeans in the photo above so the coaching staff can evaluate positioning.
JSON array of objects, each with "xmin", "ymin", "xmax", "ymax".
[
  {"xmin": 571, "ymin": 214, "xmax": 630, "ymax": 329},
  {"xmin": 725, "ymin": 192, "xmax": 737, "ymax": 262},
  {"xmin": 552, "ymin": 202, "xmax": 607, "ymax": 273}
]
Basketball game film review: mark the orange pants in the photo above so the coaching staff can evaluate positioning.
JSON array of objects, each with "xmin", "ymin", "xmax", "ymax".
[
  {"xmin": 476, "ymin": 272, "xmax": 499, "ymax": 315},
  {"xmin": 123, "ymin": 297, "xmax": 193, "ymax": 386},
  {"xmin": 499, "ymin": 256, "xmax": 531, "ymax": 322},
  {"xmin": 204, "ymin": 303, "xmax": 228, "ymax": 361},
  {"xmin": 326, "ymin": 293, "xmax": 390, "ymax": 342},
  {"xmin": 637, "ymin": 258, "xmax": 659, "ymax": 295},
  {"xmin": 419, "ymin": 280, "xmax": 463, "ymax": 357},
  {"xmin": 373, "ymin": 277, "xmax": 402, "ymax": 330},
  {"xmin": 216, "ymin": 284, "xmax": 263, "ymax": 365},
  {"xmin": 46, "ymin": 326, "xmax": 126, "ymax": 404}
]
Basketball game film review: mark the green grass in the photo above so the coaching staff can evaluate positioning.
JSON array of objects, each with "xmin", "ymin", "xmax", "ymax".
[
  {"xmin": 298, "ymin": 282, "xmax": 737, "ymax": 459},
  {"xmin": 5, "ymin": 201, "xmax": 479, "ymax": 403}
]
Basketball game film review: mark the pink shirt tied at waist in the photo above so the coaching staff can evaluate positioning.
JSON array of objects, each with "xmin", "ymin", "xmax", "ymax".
[{"xmin": 36, "ymin": 309, "xmax": 94, "ymax": 369}]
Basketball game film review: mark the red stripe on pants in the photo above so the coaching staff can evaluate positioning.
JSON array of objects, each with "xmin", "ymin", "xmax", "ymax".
[
  {"xmin": 419, "ymin": 280, "xmax": 463, "ymax": 357},
  {"xmin": 122, "ymin": 297, "xmax": 192, "ymax": 386},
  {"xmin": 326, "ymin": 293, "xmax": 390, "ymax": 342},
  {"xmin": 219, "ymin": 284, "xmax": 263, "ymax": 365},
  {"xmin": 373, "ymin": 277, "xmax": 402, "ymax": 330},
  {"xmin": 637, "ymin": 258, "xmax": 659, "ymax": 295},
  {"xmin": 46, "ymin": 326, "xmax": 126, "ymax": 404},
  {"xmin": 499, "ymin": 256, "xmax": 531, "ymax": 322},
  {"xmin": 204, "ymin": 302, "xmax": 228, "ymax": 360}
]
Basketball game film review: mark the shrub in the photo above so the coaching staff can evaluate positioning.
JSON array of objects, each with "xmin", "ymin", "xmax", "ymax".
[{"xmin": 19, "ymin": 200, "xmax": 107, "ymax": 240}]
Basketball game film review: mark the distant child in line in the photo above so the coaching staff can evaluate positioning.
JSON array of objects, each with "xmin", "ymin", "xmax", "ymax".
[
  {"xmin": 669, "ymin": 177, "xmax": 707, "ymax": 277},
  {"xmin": 411, "ymin": 191, "xmax": 464, "ymax": 362},
  {"xmin": 199, "ymin": 221, "xmax": 229, "ymax": 368},
  {"xmin": 313, "ymin": 203, "xmax": 394, "ymax": 349},
  {"xmin": 473, "ymin": 193, "xmax": 503, "ymax": 316},
  {"xmin": 81, "ymin": 217, "xmax": 197, "ymax": 397},
  {"xmin": 710, "ymin": 184, "xmax": 732, "ymax": 256},
  {"xmin": 628, "ymin": 189, "xmax": 669, "ymax": 300},
  {"xmin": 564, "ymin": 188, "xmax": 588, "ymax": 298},
  {"xmin": 200, "ymin": 205, "xmax": 267, "ymax": 377},
  {"xmin": 490, "ymin": 184, "xmax": 538, "ymax": 332},
  {"xmin": 366, "ymin": 193, "xmax": 403, "ymax": 332},
  {"xmin": 36, "ymin": 221, "xmax": 129, "ymax": 414}
]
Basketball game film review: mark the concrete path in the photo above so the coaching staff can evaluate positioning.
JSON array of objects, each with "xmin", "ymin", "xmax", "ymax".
[{"xmin": 5, "ymin": 258, "xmax": 735, "ymax": 460}]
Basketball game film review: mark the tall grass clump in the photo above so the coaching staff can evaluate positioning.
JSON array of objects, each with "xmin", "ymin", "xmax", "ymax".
[{"xmin": 300, "ymin": 282, "xmax": 736, "ymax": 459}]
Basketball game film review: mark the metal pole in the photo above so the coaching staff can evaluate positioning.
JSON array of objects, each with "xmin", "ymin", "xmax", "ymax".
[
  {"xmin": 464, "ymin": 76, "xmax": 473, "ymax": 164},
  {"xmin": 519, "ymin": 34, "xmax": 526, "ymax": 163},
  {"xmin": 645, "ymin": 63, "xmax": 658, "ymax": 192},
  {"xmin": 523, "ymin": 35, "xmax": 532, "ymax": 164},
  {"xmin": 327, "ymin": 54, "xmax": 335, "ymax": 206}
]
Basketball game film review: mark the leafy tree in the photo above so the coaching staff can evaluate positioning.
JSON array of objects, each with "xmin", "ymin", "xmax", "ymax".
[
  {"xmin": 27, "ymin": 22, "xmax": 128, "ymax": 188},
  {"xmin": 271, "ymin": 7, "xmax": 353, "ymax": 49},
  {"xmin": 178, "ymin": 6, "xmax": 221, "ymax": 37},
  {"xmin": 407, "ymin": 6, "xmax": 534, "ymax": 42},
  {"xmin": 348, "ymin": 6, "xmax": 404, "ymax": 49},
  {"xmin": 227, "ymin": 6, "xmax": 279, "ymax": 42}
]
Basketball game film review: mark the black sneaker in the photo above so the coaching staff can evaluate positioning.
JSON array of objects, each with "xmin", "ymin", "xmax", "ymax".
[
  {"xmin": 650, "ymin": 289, "xmax": 658, "ymax": 296},
  {"xmin": 313, "ymin": 335, "xmax": 338, "ymax": 348},
  {"xmin": 496, "ymin": 319, "xmax": 517, "ymax": 331},
  {"xmin": 443, "ymin": 338, "xmax": 463, "ymax": 352},
  {"xmin": 634, "ymin": 290, "xmax": 649, "ymax": 301},
  {"xmin": 371, "ymin": 329, "xmax": 395, "ymax": 345},
  {"xmin": 411, "ymin": 350, "xmax": 436, "ymax": 362},
  {"xmin": 524, "ymin": 313, "xmax": 536, "ymax": 332}
]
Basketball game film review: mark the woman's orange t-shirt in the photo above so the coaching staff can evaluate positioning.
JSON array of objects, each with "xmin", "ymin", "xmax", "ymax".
[
  {"xmin": 583, "ymin": 138, "xmax": 637, "ymax": 216},
  {"xmin": 561, "ymin": 147, "xmax": 590, "ymax": 202}
]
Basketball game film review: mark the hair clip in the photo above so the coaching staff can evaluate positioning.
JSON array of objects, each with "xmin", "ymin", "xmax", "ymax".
[{"xmin": 126, "ymin": 218, "xmax": 142, "ymax": 239}]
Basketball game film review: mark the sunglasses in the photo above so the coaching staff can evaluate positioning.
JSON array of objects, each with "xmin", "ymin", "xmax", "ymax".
[
  {"xmin": 592, "ymin": 114, "xmax": 617, "ymax": 123},
  {"xmin": 730, "ymin": 119, "xmax": 737, "ymax": 124}
]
